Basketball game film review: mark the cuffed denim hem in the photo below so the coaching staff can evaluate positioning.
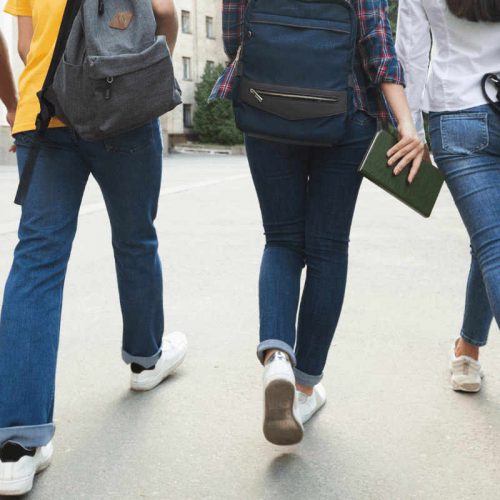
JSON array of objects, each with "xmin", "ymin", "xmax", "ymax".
[
  {"xmin": 122, "ymin": 347, "xmax": 162, "ymax": 368},
  {"xmin": 0, "ymin": 423, "xmax": 55, "ymax": 448},
  {"xmin": 461, "ymin": 330, "xmax": 488, "ymax": 348},
  {"xmin": 294, "ymin": 367, "xmax": 323, "ymax": 387},
  {"xmin": 257, "ymin": 340, "xmax": 297, "ymax": 366}
]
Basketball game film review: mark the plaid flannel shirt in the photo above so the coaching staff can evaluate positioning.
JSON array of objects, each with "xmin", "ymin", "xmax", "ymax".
[{"xmin": 209, "ymin": 0, "xmax": 405, "ymax": 122}]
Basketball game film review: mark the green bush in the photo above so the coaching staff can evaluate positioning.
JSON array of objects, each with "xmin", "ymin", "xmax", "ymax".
[
  {"xmin": 389, "ymin": 0, "xmax": 398, "ymax": 34},
  {"xmin": 193, "ymin": 64, "xmax": 244, "ymax": 145}
]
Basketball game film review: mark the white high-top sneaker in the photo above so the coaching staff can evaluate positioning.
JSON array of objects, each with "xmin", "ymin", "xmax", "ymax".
[
  {"xmin": 0, "ymin": 441, "xmax": 53, "ymax": 496},
  {"xmin": 262, "ymin": 351, "xmax": 304, "ymax": 446},
  {"xmin": 450, "ymin": 341, "xmax": 484, "ymax": 393},
  {"xmin": 131, "ymin": 332, "xmax": 188, "ymax": 391},
  {"xmin": 297, "ymin": 383, "xmax": 327, "ymax": 424}
]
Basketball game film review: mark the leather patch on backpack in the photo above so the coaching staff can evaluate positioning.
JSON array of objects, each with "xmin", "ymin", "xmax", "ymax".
[{"xmin": 109, "ymin": 12, "xmax": 133, "ymax": 30}]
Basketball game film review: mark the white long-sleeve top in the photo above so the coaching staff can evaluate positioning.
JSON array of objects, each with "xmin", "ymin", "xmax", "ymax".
[{"xmin": 396, "ymin": 0, "xmax": 500, "ymax": 140}]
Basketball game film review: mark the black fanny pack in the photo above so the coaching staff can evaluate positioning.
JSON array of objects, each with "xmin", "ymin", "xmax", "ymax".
[{"xmin": 482, "ymin": 73, "xmax": 500, "ymax": 115}]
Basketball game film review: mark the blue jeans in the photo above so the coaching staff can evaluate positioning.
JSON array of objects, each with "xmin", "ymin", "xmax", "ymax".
[
  {"xmin": 246, "ymin": 111, "xmax": 377, "ymax": 386},
  {"xmin": 430, "ymin": 104, "xmax": 500, "ymax": 346},
  {"xmin": 0, "ymin": 122, "xmax": 164, "ymax": 448}
]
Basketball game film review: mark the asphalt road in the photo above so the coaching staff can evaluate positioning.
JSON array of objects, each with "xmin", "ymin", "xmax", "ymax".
[{"xmin": 0, "ymin": 154, "xmax": 499, "ymax": 500}]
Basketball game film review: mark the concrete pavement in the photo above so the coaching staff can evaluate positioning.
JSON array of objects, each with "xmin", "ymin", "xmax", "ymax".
[{"xmin": 0, "ymin": 154, "xmax": 499, "ymax": 500}]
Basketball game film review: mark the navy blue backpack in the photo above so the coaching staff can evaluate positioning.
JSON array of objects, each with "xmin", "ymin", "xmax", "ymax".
[{"xmin": 233, "ymin": 0, "xmax": 358, "ymax": 146}]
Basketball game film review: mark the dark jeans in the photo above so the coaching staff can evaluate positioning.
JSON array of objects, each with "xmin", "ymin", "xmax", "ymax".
[
  {"xmin": 246, "ymin": 111, "xmax": 377, "ymax": 386},
  {"xmin": 430, "ymin": 104, "xmax": 500, "ymax": 346},
  {"xmin": 0, "ymin": 121, "xmax": 164, "ymax": 448}
]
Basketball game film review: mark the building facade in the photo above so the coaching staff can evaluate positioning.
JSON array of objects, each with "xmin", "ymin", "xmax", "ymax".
[
  {"xmin": 0, "ymin": 1, "xmax": 227, "ymax": 141},
  {"xmin": 166, "ymin": 0, "xmax": 227, "ymax": 144}
]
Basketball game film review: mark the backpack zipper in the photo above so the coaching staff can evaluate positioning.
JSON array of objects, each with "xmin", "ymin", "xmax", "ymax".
[
  {"xmin": 251, "ymin": 19, "xmax": 349, "ymax": 35},
  {"xmin": 250, "ymin": 88, "xmax": 339, "ymax": 104},
  {"xmin": 105, "ymin": 77, "xmax": 114, "ymax": 99}
]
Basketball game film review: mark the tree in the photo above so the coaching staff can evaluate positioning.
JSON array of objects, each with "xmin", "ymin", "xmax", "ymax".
[
  {"xmin": 389, "ymin": 0, "xmax": 398, "ymax": 34},
  {"xmin": 193, "ymin": 64, "xmax": 243, "ymax": 145}
]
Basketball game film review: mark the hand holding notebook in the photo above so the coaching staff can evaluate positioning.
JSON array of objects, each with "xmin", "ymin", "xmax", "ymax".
[{"xmin": 358, "ymin": 127, "xmax": 445, "ymax": 218}]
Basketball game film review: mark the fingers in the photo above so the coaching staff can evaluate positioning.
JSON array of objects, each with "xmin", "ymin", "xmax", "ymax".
[
  {"xmin": 9, "ymin": 144, "xmax": 16, "ymax": 153},
  {"xmin": 407, "ymin": 152, "xmax": 423, "ymax": 184},
  {"xmin": 388, "ymin": 137, "xmax": 423, "ymax": 165},
  {"xmin": 387, "ymin": 136, "xmax": 413, "ymax": 158},
  {"xmin": 389, "ymin": 139, "xmax": 424, "ymax": 177}
]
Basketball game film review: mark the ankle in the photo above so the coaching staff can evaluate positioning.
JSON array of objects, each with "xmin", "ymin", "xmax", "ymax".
[
  {"xmin": 455, "ymin": 338, "xmax": 480, "ymax": 361},
  {"xmin": 296, "ymin": 383, "xmax": 314, "ymax": 396}
]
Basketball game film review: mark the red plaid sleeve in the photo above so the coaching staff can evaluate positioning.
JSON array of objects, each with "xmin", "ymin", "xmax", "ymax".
[{"xmin": 354, "ymin": 0, "xmax": 405, "ymax": 86}]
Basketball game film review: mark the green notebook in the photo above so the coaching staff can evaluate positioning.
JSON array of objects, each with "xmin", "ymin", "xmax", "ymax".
[{"xmin": 358, "ymin": 128, "xmax": 445, "ymax": 218}]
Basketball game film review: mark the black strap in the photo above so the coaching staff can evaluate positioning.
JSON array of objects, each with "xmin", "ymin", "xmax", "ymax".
[
  {"xmin": 15, "ymin": 0, "xmax": 84, "ymax": 206},
  {"xmin": 481, "ymin": 73, "xmax": 500, "ymax": 116}
]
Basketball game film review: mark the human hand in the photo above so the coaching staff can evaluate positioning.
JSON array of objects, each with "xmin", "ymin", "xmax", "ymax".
[{"xmin": 387, "ymin": 120, "xmax": 425, "ymax": 184}]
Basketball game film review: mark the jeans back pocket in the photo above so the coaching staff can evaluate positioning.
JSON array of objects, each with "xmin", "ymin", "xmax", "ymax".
[{"xmin": 440, "ymin": 113, "xmax": 489, "ymax": 155}]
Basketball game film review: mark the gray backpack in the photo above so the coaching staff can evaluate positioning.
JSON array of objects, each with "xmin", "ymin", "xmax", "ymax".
[
  {"xmin": 49, "ymin": 0, "xmax": 182, "ymax": 140},
  {"xmin": 16, "ymin": 0, "xmax": 181, "ymax": 204}
]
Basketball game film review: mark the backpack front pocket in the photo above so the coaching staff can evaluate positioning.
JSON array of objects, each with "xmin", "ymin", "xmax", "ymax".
[
  {"xmin": 239, "ymin": 79, "xmax": 346, "ymax": 120},
  {"xmin": 54, "ymin": 37, "xmax": 181, "ymax": 141}
]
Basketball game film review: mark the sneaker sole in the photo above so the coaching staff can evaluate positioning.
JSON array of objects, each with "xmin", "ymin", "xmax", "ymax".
[
  {"xmin": 263, "ymin": 379, "xmax": 303, "ymax": 446},
  {"xmin": 452, "ymin": 380, "xmax": 481, "ymax": 393},
  {"xmin": 0, "ymin": 448, "xmax": 52, "ymax": 496},
  {"xmin": 130, "ymin": 352, "xmax": 186, "ymax": 392},
  {"xmin": 0, "ymin": 474, "xmax": 36, "ymax": 496}
]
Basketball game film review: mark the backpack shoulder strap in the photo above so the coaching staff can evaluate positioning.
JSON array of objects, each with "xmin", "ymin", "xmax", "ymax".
[{"xmin": 15, "ymin": 0, "xmax": 84, "ymax": 206}]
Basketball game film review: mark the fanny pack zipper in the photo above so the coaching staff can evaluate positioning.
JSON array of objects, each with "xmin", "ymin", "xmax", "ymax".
[{"xmin": 250, "ymin": 88, "xmax": 339, "ymax": 104}]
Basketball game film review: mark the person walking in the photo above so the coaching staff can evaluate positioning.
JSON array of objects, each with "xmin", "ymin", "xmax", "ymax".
[
  {"xmin": 0, "ymin": 28, "xmax": 17, "ymax": 131},
  {"xmin": 0, "ymin": 0, "xmax": 187, "ymax": 495},
  {"xmin": 397, "ymin": 0, "xmax": 500, "ymax": 393},
  {"xmin": 212, "ymin": 0, "xmax": 425, "ymax": 445}
]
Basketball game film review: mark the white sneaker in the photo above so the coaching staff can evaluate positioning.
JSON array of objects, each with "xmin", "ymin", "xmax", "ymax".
[
  {"xmin": 450, "ymin": 341, "xmax": 484, "ymax": 393},
  {"xmin": 262, "ymin": 351, "xmax": 304, "ymax": 446},
  {"xmin": 297, "ymin": 383, "xmax": 327, "ymax": 424},
  {"xmin": 131, "ymin": 332, "xmax": 188, "ymax": 392},
  {"xmin": 0, "ymin": 441, "xmax": 53, "ymax": 496}
]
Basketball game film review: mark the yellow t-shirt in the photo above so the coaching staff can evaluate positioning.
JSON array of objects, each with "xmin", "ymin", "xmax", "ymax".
[{"xmin": 4, "ymin": 0, "xmax": 66, "ymax": 134}]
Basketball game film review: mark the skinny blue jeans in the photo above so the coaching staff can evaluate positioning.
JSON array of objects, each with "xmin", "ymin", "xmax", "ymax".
[
  {"xmin": 430, "ymin": 104, "xmax": 500, "ymax": 346},
  {"xmin": 0, "ymin": 121, "xmax": 164, "ymax": 448},
  {"xmin": 246, "ymin": 111, "xmax": 377, "ymax": 386}
]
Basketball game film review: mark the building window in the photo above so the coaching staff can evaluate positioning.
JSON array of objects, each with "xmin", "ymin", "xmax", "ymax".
[
  {"xmin": 206, "ymin": 60, "xmax": 215, "ymax": 72},
  {"xmin": 206, "ymin": 16, "xmax": 215, "ymax": 39},
  {"xmin": 182, "ymin": 57, "xmax": 192, "ymax": 80},
  {"xmin": 183, "ymin": 104, "xmax": 193, "ymax": 128},
  {"xmin": 181, "ymin": 11, "xmax": 191, "ymax": 33}
]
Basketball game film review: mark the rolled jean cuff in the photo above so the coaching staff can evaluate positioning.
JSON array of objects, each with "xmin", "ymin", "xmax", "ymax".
[
  {"xmin": 257, "ymin": 340, "xmax": 297, "ymax": 366},
  {"xmin": 0, "ymin": 424, "xmax": 55, "ymax": 448},
  {"xmin": 294, "ymin": 367, "xmax": 323, "ymax": 387},
  {"xmin": 122, "ymin": 347, "xmax": 162, "ymax": 368},
  {"xmin": 461, "ymin": 330, "xmax": 488, "ymax": 348}
]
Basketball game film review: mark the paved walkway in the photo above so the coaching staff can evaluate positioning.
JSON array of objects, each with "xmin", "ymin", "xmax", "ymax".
[{"xmin": 0, "ymin": 154, "xmax": 499, "ymax": 500}]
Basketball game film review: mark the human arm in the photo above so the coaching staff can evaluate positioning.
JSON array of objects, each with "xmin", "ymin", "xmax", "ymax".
[
  {"xmin": 0, "ymin": 30, "xmax": 17, "ymax": 128},
  {"xmin": 355, "ymin": 0, "xmax": 425, "ymax": 183},
  {"xmin": 395, "ymin": 0, "xmax": 432, "ymax": 143},
  {"xmin": 152, "ymin": 0, "xmax": 178, "ymax": 55},
  {"xmin": 382, "ymin": 83, "xmax": 426, "ymax": 184}
]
